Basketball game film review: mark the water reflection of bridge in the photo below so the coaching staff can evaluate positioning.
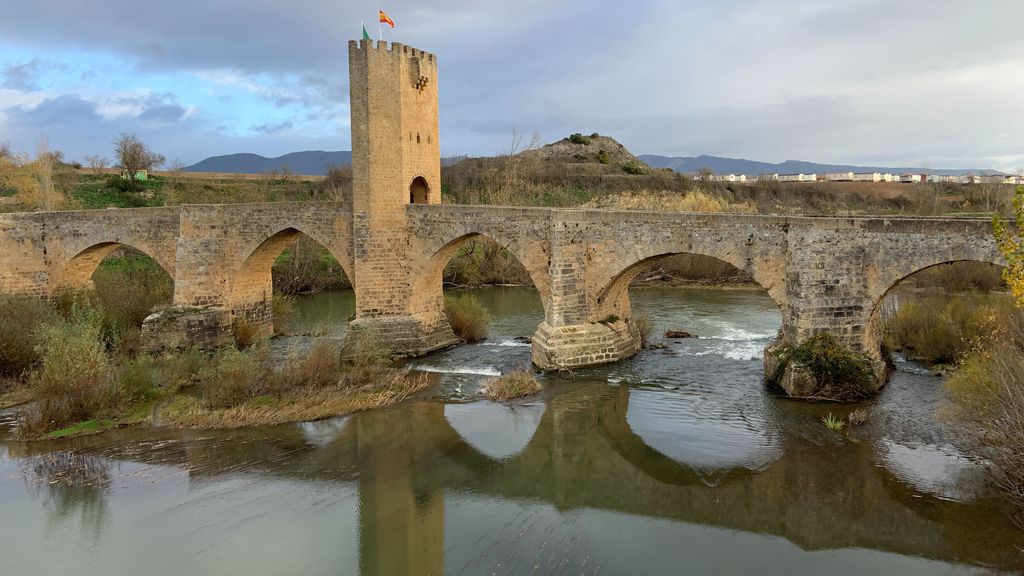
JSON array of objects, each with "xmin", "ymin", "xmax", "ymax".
[{"xmin": 11, "ymin": 385, "xmax": 1015, "ymax": 572}]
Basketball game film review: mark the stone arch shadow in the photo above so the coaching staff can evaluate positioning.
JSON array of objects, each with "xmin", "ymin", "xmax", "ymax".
[
  {"xmin": 230, "ymin": 226, "xmax": 354, "ymax": 323},
  {"xmin": 408, "ymin": 229, "xmax": 552, "ymax": 327},
  {"xmin": 60, "ymin": 241, "xmax": 175, "ymax": 292},
  {"xmin": 590, "ymin": 247, "xmax": 785, "ymax": 323}
]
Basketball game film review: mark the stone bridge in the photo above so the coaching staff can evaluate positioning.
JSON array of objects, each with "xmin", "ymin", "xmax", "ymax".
[
  {"xmin": 0, "ymin": 202, "xmax": 1003, "ymax": 387},
  {"xmin": 0, "ymin": 39, "xmax": 1006, "ymax": 393}
]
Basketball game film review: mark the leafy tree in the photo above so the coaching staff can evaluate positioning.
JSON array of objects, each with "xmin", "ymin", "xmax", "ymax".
[{"xmin": 993, "ymin": 186, "xmax": 1024, "ymax": 305}]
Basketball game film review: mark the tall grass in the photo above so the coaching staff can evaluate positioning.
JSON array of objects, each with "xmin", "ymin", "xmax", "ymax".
[
  {"xmin": 484, "ymin": 370, "xmax": 542, "ymax": 401},
  {"xmin": 444, "ymin": 294, "xmax": 490, "ymax": 342}
]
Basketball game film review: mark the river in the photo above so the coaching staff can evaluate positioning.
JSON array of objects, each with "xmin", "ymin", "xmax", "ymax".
[{"xmin": 0, "ymin": 286, "xmax": 1021, "ymax": 574}]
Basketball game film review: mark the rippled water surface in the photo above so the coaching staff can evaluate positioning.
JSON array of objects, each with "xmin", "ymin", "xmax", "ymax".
[{"xmin": 1, "ymin": 286, "xmax": 1021, "ymax": 575}]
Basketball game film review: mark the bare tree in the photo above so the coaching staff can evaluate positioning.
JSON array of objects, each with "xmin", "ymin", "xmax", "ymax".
[
  {"xmin": 0, "ymin": 140, "xmax": 11, "ymax": 160},
  {"xmin": 697, "ymin": 166, "xmax": 714, "ymax": 182},
  {"xmin": 492, "ymin": 128, "xmax": 541, "ymax": 204},
  {"xmin": 84, "ymin": 154, "xmax": 109, "ymax": 175},
  {"xmin": 36, "ymin": 136, "xmax": 56, "ymax": 211},
  {"xmin": 113, "ymin": 133, "xmax": 164, "ymax": 190}
]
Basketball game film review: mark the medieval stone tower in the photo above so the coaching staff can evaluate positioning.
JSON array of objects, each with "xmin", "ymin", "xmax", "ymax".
[
  {"xmin": 348, "ymin": 40, "xmax": 441, "ymax": 210},
  {"xmin": 346, "ymin": 40, "xmax": 455, "ymax": 352}
]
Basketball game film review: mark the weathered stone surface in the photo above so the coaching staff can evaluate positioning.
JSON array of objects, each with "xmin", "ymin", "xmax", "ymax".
[{"xmin": 141, "ymin": 306, "xmax": 233, "ymax": 352}]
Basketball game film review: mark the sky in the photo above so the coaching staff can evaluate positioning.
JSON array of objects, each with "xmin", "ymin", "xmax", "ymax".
[{"xmin": 1, "ymin": 0, "xmax": 1023, "ymax": 171}]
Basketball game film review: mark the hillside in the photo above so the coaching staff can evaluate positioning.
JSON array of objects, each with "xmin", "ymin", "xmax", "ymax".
[{"xmin": 638, "ymin": 154, "xmax": 1003, "ymax": 177}]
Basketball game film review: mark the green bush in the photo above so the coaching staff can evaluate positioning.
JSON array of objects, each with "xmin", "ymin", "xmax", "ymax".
[
  {"xmin": 622, "ymin": 161, "xmax": 646, "ymax": 175},
  {"xmin": 113, "ymin": 355, "xmax": 159, "ymax": 405},
  {"xmin": 444, "ymin": 294, "xmax": 490, "ymax": 342},
  {"xmin": 24, "ymin": 308, "xmax": 113, "ymax": 434},
  {"xmin": 775, "ymin": 333, "xmax": 875, "ymax": 400},
  {"xmin": 596, "ymin": 149, "xmax": 610, "ymax": 164},
  {"xmin": 568, "ymin": 133, "xmax": 591, "ymax": 145}
]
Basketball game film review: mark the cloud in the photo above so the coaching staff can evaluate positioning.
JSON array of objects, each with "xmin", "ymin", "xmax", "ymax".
[
  {"xmin": 139, "ymin": 103, "xmax": 186, "ymax": 122},
  {"xmin": 7, "ymin": 94, "xmax": 101, "ymax": 126},
  {"xmin": 2, "ymin": 58, "xmax": 44, "ymax": 91},
  {"xmin": 0, "ymin": 0, "xmax": 1022, "ymax": 169},
  {"xmin": 250, "ymin": 120, "xmax": 293, "ymax": 134}
]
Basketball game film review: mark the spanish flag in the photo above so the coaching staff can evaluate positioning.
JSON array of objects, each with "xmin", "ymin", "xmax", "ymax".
[{"xmin": 379, "ymin": 10, "xmax": 395, "ymax": 28}]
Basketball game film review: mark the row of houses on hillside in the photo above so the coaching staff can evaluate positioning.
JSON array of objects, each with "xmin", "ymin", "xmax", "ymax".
[{"xmin": 699, "ymin": 172, "xmax": 1023, "ymax": 185}]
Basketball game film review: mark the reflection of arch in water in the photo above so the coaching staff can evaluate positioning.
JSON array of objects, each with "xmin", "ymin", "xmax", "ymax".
[
  {"xmin": 594, "ymin": 384, "xmax": 760, "ymax": 487},
  {"xmin": 622, "ymin": 386, "xmax": 782, "ymax": 473},
  {"xmin": 443, "ymin": 402, "xmax": 545, "ymax": 460}
]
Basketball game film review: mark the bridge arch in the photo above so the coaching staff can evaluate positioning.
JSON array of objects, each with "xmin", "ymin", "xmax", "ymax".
[
  {"xmin": 591, "ymin": 249, "xmax": 785, "ymax": 322},
  {"xmin": 409, "ymin": 230, "xmax": 552, "ymax": 322},
  {"xmin": 230, "ymin": 227, "xmax": 353, "ymax": 324},
  {"xmin": 61, "ymin": 241, "xmax": 174, "ymax": 292},
  {"xmin": 862, "ymin": 256, "xmax": 1006, "ymax": 357}
]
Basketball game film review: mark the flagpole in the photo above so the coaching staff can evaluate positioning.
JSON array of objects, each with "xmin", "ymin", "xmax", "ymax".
[{"xmin": 379, "ymin": 22, "xmax": 382, "ymax": 42}]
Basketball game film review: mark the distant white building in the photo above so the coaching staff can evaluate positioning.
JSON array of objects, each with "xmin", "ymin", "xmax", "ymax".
[
  {"xmin": 852, "ymin": 172, "xmax": 882, "ymax": 182},
  {"xmin": 778, "ymin": 173, "xmax": 816, "ymax": 183},
  {"xmin": 709, "ymin": 174, "xmax": 746, "ymax": 183},
  {"xmin": 824, "ymin": 172, "xmax": 854, "ymax": 182},
  {"xmin": 1004, "ymin": 175, "xmax": 1023, "ymax": 185},
  {"xmin": 926, "ymin": 174, "xmax": 958, "ymax": 183},
  {"xmin": 979, "ymin": 175, "xmax": 1006, "ymax": 184},
  {"xmin": 898, "ymin": 173, "xmax": 925, "ymax": 184}
]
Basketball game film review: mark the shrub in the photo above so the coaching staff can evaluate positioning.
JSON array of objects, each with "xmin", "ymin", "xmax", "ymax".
[
  {"xmin": 444, "ymin": 294, "xmax": 490, "ymax": 342},
  {"xmin": 484, "ymin": 370, "xmax": 542, "ymax": 401},
  {"xmin": 774, "ymin": 333, "xmax": 875, "ymax": 401},
  {"xmin": 568, "ymin": 133, "xmax": 590, "ymax": 145},
  {"xmin": 622, "ymin": 161, "xmax": 646, "ymax": 175},
  {"xmin": 23, "ymin": 308, "xmax": 112, "ymax": 434},
  {"xmin": 271, "ymin": 342, "xmax": 340, "ymax": 392},
  {"xmin": 340, "ymin": 327, "xmax": 392, "ymax": 368},
  {"xmin": 91, "ymin": 250, "xmax": 173, "ymax": 329},
  {"xmin": 847, "ymin": 407, "xmax": 869, "ymax": 426},
  {"xmin": 113, "ymin": 355, "xmax": 159, "ymax": 406},
  {"xmin": 233, "ymin": 319, "xmax": 267, "ymax": 349},
  {"xmin": 0, "ymin": 294, "xmax": 59, "ymax": 377},
  {"xmin": 947, "ymin": 330, "xmax": 1024, "ymax": 521},
  {"xmin": 157, "ymin": 347, "xmax": 207, "ymax": 390},
  {"xmin": 202, "ymin": 348, "xmax": 266, "ymax": 409},
  {"xmin": 883, "ymin": 293, "xmax": 1005, "ymax": 364},
  {"xmin": 596, "ymin": 149, "xmax": 610, "ymax": 164}
]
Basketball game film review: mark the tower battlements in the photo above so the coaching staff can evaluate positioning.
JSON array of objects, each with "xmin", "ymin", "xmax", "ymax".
[{"xmin": 348, "ymin": 39, "xmax": 435, "ymax": 62}]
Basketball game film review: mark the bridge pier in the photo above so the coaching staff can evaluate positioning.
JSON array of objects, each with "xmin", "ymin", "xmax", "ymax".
[{"xmin": 530, "ymin": 219, "xmax": 642, "ymax": 371}]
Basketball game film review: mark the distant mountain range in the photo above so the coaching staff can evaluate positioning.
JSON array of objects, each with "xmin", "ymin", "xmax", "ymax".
[
  {"xmin": 637, "ymin": 154, "xmax": 1004, "ymax": 176},
  {"xmin": 185, "ymin": 151, "xmax": 352, "ymax": 175},
  {"xmin": 186, "ymin": 150, "xmax": 1003, "ymax": 177},
  {"xmin": 185, "ymin": 151, "xmax": 464, "ymax": 175}
]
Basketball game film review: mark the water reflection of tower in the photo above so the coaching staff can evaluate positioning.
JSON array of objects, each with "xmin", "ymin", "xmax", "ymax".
[{"xmin": 356, "ymin": 404, "xmax": 445, "ymax": 575}]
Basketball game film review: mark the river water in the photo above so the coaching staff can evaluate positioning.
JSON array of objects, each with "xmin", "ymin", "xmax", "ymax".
[{"xmin": 0, "ymin": 287, "xmax": 1021, "ymax": 575}]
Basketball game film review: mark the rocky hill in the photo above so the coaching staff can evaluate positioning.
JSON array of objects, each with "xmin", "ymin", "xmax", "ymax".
[{"xmin": 519, "ymin": 133, "xmax": 648, "ymax": 172}]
